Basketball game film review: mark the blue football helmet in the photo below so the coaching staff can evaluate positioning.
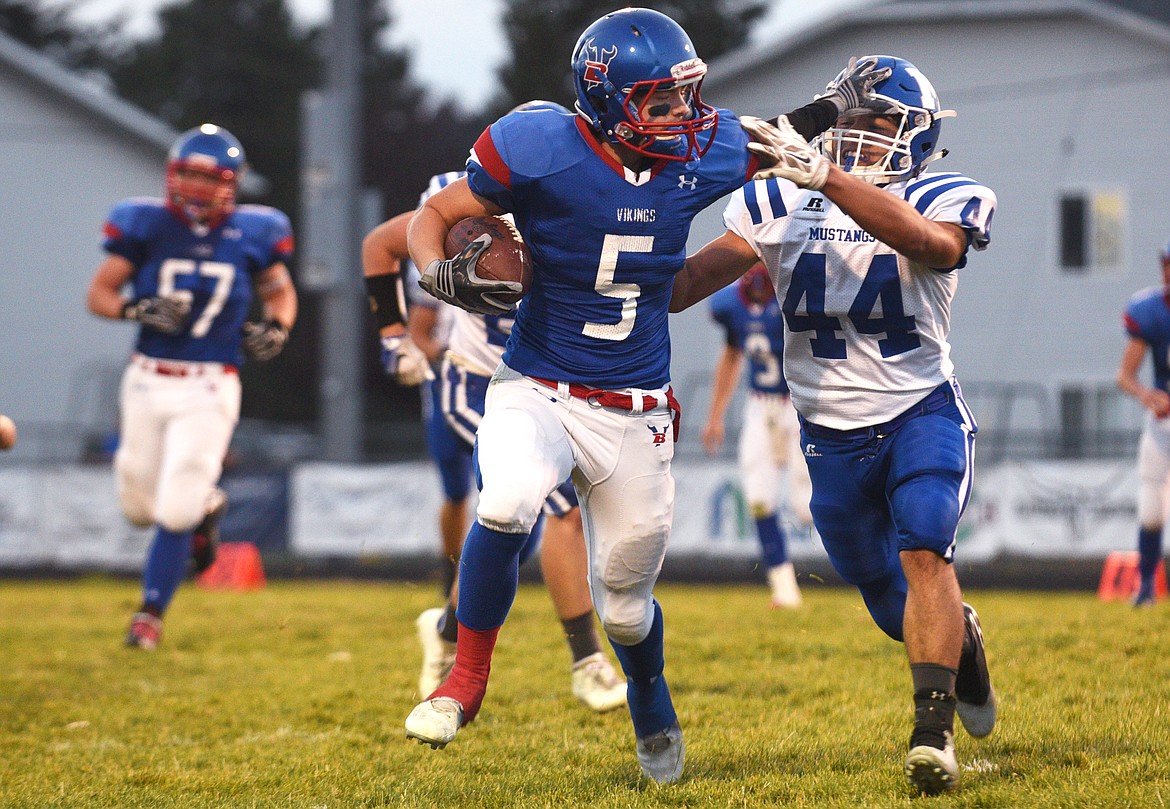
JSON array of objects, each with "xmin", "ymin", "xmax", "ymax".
[
  {"xmin": 571, "ymin": 7, "xmax": 717, "ymax": 162},
  {"xmin": 738, "ymin": 263, "xmax": 775, "ymax": 307},
  {"xmin": 166, "ymin": 123, "xmax": 245, "ymax": 226},
  {"xmin": 816, "ymin": 56, "xmax": 955, "ymax": 184}
]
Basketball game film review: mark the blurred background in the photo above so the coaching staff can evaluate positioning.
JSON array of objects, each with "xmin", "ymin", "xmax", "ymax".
[{"xmin": 0, "ymin": 0, "xmax": 1167, "ymax": 585}]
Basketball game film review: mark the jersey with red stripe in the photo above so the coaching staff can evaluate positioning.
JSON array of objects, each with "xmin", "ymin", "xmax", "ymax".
[
  {"xmin": 1124, "ymin": 286, "xmax": 1170, "ymax": 393},
  {"xmin": 466, "ymin": 106, "xmax": 755, "ymax": 389},
  {"xmin": 103, "ymin": 198, "xmax": 294, "ymax": 365}
]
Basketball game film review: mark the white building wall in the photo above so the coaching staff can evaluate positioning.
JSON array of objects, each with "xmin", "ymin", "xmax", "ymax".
[{"xmin": 674, "ymin": 9, "xmax": 1170, "ymax": 441}]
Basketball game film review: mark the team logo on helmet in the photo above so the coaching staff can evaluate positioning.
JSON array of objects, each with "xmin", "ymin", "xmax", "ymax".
[{"xmin": 581, "ymin": 38, "xmax": 618, "ymax": 89}]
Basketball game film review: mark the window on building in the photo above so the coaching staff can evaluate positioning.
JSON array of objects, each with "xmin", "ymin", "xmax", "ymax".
[
  {"xmin": 1059, "ymin": 383, "xmax": 1141, "ymax": 458},
  {"xmin": 1059, "ymin": 190, "xmax": 1125, "ymax": 274}
]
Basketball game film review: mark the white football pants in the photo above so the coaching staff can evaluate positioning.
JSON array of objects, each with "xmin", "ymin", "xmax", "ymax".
[
  {"xmin": 738, "ymin": 392, "xmax": 812, "ymax": 526},
  {"xmin": 1137, "ymin": 412, "xmax": 1170, "ymax": 527},
  {"xmin": 475, "ymin": 364, "xmax": 676, "ymax": 646}
]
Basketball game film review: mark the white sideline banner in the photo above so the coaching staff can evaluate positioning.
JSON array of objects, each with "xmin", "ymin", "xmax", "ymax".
[
  {"xmin": 0, "ymin": 467, "xmax": 150, "ymax": 569},
  {"xmin": 288, "ymin": 459, "xmax": 1141, "ymax": 562}
]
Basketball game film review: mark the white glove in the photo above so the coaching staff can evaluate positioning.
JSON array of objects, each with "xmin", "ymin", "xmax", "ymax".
[
  {"xmin": 380, "ymin": 334, "xmax": 433, "ymax": 386},
  {"xmin": 742, "ymin": 115, "xmax": 832, "ymax": 190},
  {"xmin": 813, "ymin": 56, "xmax": 893, "ymax": 114}
]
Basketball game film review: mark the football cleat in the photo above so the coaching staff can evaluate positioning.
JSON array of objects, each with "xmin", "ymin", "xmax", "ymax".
[
  {"xmin": 1133, "ymin": 579, "xmax": 1157, "ymax": 607},
  {"xmin": 405, "ymin": 696, "xmax": 464, "ymax": 749},
  {"xmin": 124, "ymin": 612, "xmax": 163, "ymax": 651},
  {"xmin": 767, "ymin": 562, "xmax": 803, "ymax": 609},
  {"xmin": 904, "ymin": 734, "xmax": 958, "ymax": 795},
  {"xmin": 570, "ymin": 652, "xmax": 628, "ymax": 712},
  {"xmin": 191, "ymin": 487, "xmax": 228, "ymax": 575},
  {"xmin": 416, "ymin": 607, "xmax": 456, "ymax": 697},
  {"xmin": 955, "ymin": 602, "xmax": 996, "ymax": 738},
  {"xmin": 636, "ymin": 720, "xmax": 685, "ymax": 784}
]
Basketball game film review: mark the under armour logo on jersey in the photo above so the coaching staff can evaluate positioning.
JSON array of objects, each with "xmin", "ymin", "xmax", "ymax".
[
  {"xmin": 581, "ymin": 38, "xmax": 617, "ymax": 89},
  {"xmin": 804, "ymin": 443, "xmax": 822, "ymax": 457},
  {"xmin": 801, "ymin": 197, "xmax": 824, "ymax": 212},
  {"xmin": 648, "ymin": 425, "xmax": 668, "ymax": 445},
  {"xmin": 677, "ymin": 175, "xmax": 698, "ymax": 190}
]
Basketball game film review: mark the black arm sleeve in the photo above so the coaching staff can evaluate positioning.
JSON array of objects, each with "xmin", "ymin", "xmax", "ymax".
[
  {"xmin": 768, "ymin": 98, "xmax": 838, "ymax": 143},
  {"xmin": 364, "ymin": 272, "xmax": 407, "ymax": 329}
]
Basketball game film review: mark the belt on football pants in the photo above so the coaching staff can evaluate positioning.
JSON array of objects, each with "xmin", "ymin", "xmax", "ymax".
[
  {"xmin": 799, "ymin": 380, "xmax": 955, "ymax": 441},
  {"xmin": 132, "ymin": 353, "xmax": 238, "ymax": 377},
  {"xmin": 531, "ymin": 376, "xmax": 682, "ymax": 442}
]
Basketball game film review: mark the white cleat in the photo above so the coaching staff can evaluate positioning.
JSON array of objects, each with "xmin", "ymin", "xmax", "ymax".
[
  {"xmin": 767, "ymin": 562, "xmax": 803, "ymax": 609},
  {"xmin": 904, "ymin": 736, "xmax": 959, "ymax": 795},
  {"xmin": 405, "ymin": 697, "xmax": 464, "ymax": 749},
  {"xmin": 636, "ymin": 721, "xmax": 685, "ymax": 784},
  {"xmin": 416, "ymin": 607, "xmax": 456, "ymax": 697},
  {"xmin": 571, "ymin": 652, "xmax": 628, "ymax": 713}
]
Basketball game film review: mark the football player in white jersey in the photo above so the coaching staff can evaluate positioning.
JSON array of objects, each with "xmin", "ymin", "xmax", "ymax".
[
  {"xmin": 1116, "ymin": 238, "xmax": 1170, "ymax": 606},
  {"xmin": 702, "ymin": 264, "xmax": 812, "ymax": 608},
  {"xmin": 672, "ymin": 56, "xmax": 997, "ymax": 795},
  {"xmin": 362, "ymin": 167, "xmax": 627, "ymax": 714},
  {"xmin": 86, "ymin": 125, "xmax": 297, "ymax": 650}
]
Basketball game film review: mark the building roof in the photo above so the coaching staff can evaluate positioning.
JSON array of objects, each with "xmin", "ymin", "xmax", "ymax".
[{"xmin": 709, "ymin": 0, "xmax": 1170, "ymax": 90}]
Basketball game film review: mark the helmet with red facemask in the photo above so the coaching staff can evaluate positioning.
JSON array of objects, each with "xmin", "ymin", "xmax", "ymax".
[
  {"xmin": 571, "ymin": 8, "xmax": 718, "ymax": 162},
  {"xmin": 738, "ymin": 263, "xmax": 775, "ymax": 307},
  {"xmin": 165, "ymin": 124, "xmax": 245, "ymax": 227}
]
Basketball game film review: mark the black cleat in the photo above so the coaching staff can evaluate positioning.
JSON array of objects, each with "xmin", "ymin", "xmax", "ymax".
[
  {"xmin": 191, "ymin": 488, "xmax": 228, "ymax": 574},
  {"xmin": 955, "ymin": 602, "xmax": 996, "ymax": 737}
]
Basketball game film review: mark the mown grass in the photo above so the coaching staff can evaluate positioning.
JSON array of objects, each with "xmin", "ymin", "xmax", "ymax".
[{"xmin": 0, "ymin": 577, "xmax": 1167, "ymax": 807}]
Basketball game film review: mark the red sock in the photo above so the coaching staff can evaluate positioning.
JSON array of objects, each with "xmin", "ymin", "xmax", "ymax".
[{"xmin": 429, "ymin": 623, "xmax": 499, "ymax": 723}]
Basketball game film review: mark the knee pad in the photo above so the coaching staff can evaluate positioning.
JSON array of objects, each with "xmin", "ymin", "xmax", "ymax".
[
  {"xmin": 154, "ymin": 495, "xmax": 204, "ymax": 533},
  {"xmin": 1139, "ymin": 479, "xmax": 1167, "ymax": 527},
  {"xmin": 600, "ymin": 596, "xmax": 654, "ymax": 646},
  {"xmin": 476, "ymin": 478, "xmax": 547, "ymax": 534}
]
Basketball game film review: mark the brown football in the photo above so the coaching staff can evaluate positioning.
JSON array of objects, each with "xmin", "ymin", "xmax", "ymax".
[{"xmin": 444, "ymin": 215, "xmax": 532, "ymax": 304}]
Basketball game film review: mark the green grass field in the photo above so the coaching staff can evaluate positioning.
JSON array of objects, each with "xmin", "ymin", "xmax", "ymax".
[{"xmin": 1, "ymin": 577, "xmax": 1168, "ymax": 808}]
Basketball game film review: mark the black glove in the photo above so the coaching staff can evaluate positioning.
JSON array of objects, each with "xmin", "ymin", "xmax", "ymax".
[
  {"xmin": 241, "ymin": 319, "xmax": 289, "ymax": 361},
  {"xmin": 417, "ymin": 235, "xmax": 521, "ymax": 316},
  {"xmin": 122, "ymin": 296, "xmax": 190, "ymax": 334}
]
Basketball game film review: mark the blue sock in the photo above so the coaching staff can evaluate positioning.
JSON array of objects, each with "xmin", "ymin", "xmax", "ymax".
[
  {"xmin": 142, "ymin": 526, "xmax": 194, "ymax": 615},
  {"xmin": 455, "ymin": 521, "xmax": 529, "ymax": 631},
  {"xmin": 609, "ymin": 600, "xmax": 677, "ymax": 738},
  {"xmin": 856, "ymin": 566, "xmax": 908, "ymax": 642},
  {"xmin": 1138, "ymin": 527, "xmax": 1163, "ymax": 584},
  {"xmin": 755, "ymin": 514, "xmax": 789, "ymax": 567}
]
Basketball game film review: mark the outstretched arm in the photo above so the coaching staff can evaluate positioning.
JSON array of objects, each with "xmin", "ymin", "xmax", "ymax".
[
  {"xmin": 670, "ymin": 230, "xmax": 761, "ymax": 313},
  {"xmin": 702, "ymin": 344, "xmax": 744, "ymax": 455}
]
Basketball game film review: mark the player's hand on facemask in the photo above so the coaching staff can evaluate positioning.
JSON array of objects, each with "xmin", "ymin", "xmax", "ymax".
[
  {"xmin": 814, "ymin": 56, "xmax": 893, "ymax": 115},
  {"xmin": 380, "ymin": 333, "xmax": 433, "ymax": 386},
  {"xmin": 742, "ymin": 116, "xmax": 832, "ymax": 189},
  {"xmin": 240, "ymin": 319, "xmax": 289, "ymax": 361},
  {"xmin": 121, "ymin": 295, "xmax": 191, "ymax": 334},
  {"xmin": 418, "ymin": 235, "xmax": 520, "ymax": 316}
]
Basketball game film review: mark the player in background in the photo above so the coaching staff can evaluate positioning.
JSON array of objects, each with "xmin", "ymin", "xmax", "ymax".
[
  {"xmin": 671, "ymin": 57, "xmax": 997, "ymax": 794},
  {"xmin": 401, "ymin": 7, "xmax": 889, "ymax": 783},
  {"xmin": 702, "ymin": 263, "xmax": 811, "ymax": 609},
  {"xmin": 1116, "ymin": 238, "xmax": 1170, "ymax": 606},
  {"xmin": 86, "ymin": 124, "xmax": 297, "ymax": 651},
  {"xmin": 362, "ymin": 166, "xmax": 627, "ymax": 713}
]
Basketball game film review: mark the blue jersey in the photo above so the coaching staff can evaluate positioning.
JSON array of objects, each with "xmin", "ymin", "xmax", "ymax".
[
  {"xmin": 1124, "ymin": 286, "xmax": 1170, "ymax": 393},
  {"xmin": 467, "ymin": 106, "xmax": 757, "ymax": 389},
  {"xmin": 103, "ymin": 199, "xmax": 294, "ymax": 365},
  {"xmin": 709, "ymin": 284, "xmax": 788, "ymax": 395}
]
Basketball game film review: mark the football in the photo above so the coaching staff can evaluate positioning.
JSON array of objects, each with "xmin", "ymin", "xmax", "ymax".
[{"xmin": 444, "ymin": 215, "xmax": 532, "ymax": 304}]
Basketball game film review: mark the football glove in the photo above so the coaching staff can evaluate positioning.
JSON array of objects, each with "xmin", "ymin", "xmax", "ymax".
[
  {"xmin": 380, "ymin": 334, "xmax": 433, "ymax": 386},
  {"xmin": 418, "ymin": 235, "xmax": 521, "ymax": 316},
  {"xmin": 122, "ymin": 296, "xmax": 191, "ymax": 334},
  {"xmin": 813, "ymin": 56, "xmax": 894, "ymax": 115},
  {"xmin": 743, "ymin": 116, "xmax": 832, "ymax": 190},
  {"xmin": 241, "ymin": 319, "xmax": 289, "ymax": 361}
]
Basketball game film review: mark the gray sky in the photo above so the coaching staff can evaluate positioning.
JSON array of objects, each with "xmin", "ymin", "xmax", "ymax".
[{"xmin": 63, "ymin": 0, "xmax": 877, "ymax": 112}]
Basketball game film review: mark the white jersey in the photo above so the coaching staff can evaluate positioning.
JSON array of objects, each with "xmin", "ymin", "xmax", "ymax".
[
  {"xmin": 417, "ymin": 170, "xmax": 512, "ymax": 377},
  {"xmin": 723, "ymin": 171, "xmax": 996, "ymax": 430}
]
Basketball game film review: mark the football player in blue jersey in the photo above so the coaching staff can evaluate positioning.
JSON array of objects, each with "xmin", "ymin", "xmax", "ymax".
[
  {"xmin": 1116, "ymin": 239, "xmax": 1170, "ymax": 607},
  {"xmin": 672, "ymin": 57, "xmax": 998, "ymax": 794},
  {"xmin": 362, "ymin": 168, "xmax": 627, "ymax": 713},
  {"xmin": 86, "ymin": 124, "xmax": 297, "ymax": 651},
  {"xmin": 702, "ymin": 263, "xmax": 812, "ymax": 609},
  {"xmin": 400, "ymin": 7, "xmax": 889, "ymax": 783}
]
